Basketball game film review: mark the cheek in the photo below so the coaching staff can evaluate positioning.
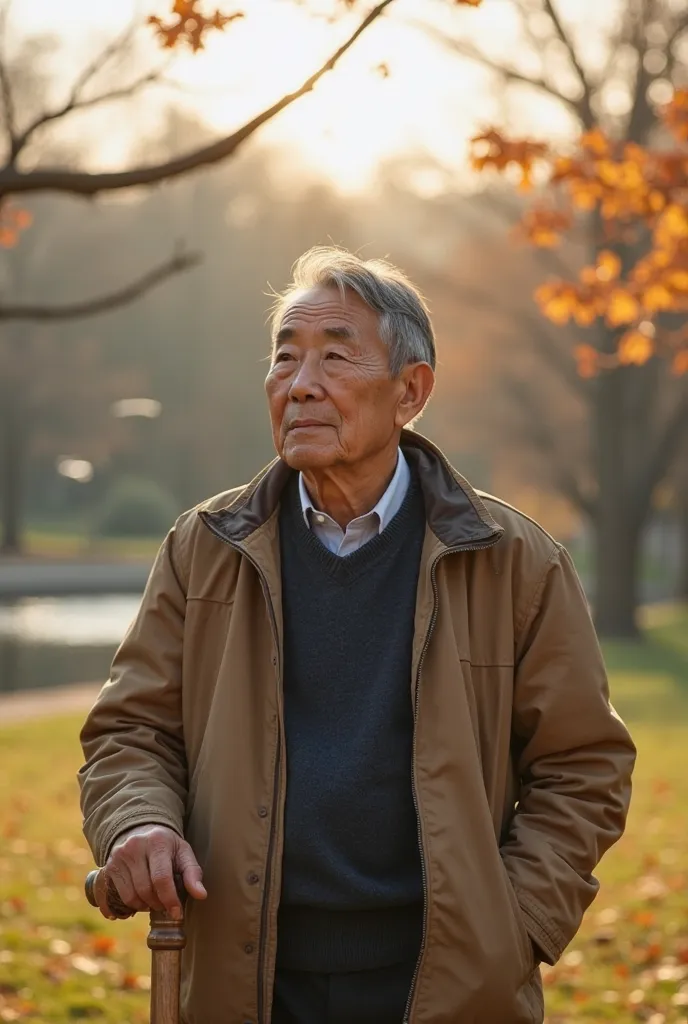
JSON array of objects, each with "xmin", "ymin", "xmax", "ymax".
[{"xmin": 265, "ymin": 378, "xmax": 288, "ymax": 429}]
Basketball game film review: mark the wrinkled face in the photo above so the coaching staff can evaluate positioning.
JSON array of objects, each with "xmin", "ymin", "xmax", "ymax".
[{"xmin": 265, "ymin": 285, "xmax": 409, "ymax": 471}]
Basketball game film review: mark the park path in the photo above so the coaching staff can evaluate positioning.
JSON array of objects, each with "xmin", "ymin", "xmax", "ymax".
[{"xmin": 0, "ymin": 681, "xmax": 101, "ymax": 725}]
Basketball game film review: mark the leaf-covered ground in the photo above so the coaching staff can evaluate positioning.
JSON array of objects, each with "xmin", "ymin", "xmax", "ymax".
[{"xmin": 1, "ymin": 605, "xmax": 687, "ymax": 1022}]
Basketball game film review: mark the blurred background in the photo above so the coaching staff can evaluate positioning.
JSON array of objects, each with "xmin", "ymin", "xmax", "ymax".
[{"xmin": 0, "ymin": 3, "xmax": 687, "ymax": 1020}]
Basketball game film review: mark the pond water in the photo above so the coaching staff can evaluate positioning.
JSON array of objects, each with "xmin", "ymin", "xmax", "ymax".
[{"xmin": 0, "ymin": 595, "xmax": 141, "ymax": 694}]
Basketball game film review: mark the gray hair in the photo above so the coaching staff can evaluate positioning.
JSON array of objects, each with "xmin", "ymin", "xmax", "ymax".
[{"xmin": 269, "ymin": 246, "xmax": 436, "ymax": 377}]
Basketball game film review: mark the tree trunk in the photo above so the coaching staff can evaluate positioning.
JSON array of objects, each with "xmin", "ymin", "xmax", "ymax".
[
  {"xmin": 591, "ymin": 344, "xmax": 644, "ymax": 638},
  {"xmin": 0, "ymin": 328, "xmax": 27, "ymax": 555},
  {"xmin": 0, "ymin": 377, "xmax": 24, "ymax": 555}
]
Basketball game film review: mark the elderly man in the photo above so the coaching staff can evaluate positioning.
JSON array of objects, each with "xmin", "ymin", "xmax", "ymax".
[{"xmin": 78, "ymin": 246, "xmax": 635, "ymax": 1024}]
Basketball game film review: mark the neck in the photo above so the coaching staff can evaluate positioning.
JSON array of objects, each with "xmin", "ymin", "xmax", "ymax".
[{"xmin": 301, "ymin": 443, "xmax": 400, "ymax": 530}]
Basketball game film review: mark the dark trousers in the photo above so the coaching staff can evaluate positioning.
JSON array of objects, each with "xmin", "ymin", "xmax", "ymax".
[{"xmin": 271, "ymin": 958, "xmax": 417, "ymax": 1024}]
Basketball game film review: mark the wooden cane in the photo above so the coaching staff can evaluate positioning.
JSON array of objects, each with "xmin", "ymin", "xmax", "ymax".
[{"xmin": 85, "ymin": 869, "xmax": 186, "ymax": 1024}]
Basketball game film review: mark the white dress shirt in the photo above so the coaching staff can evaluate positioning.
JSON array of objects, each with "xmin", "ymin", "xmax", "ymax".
[{"xmin": 298, "ymin": 448, "xmax": 411, "ymax": 557}]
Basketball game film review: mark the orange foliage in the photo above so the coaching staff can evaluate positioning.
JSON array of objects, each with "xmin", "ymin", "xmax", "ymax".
[
  {"xmin": 471, "ymin": 89, "xmax": 688, "ymax": 375},
  {"xmin": 153, "ymin": 0, "xmax": 483, "ymax": 52},
  {"xmin": 0, "ymin": 201, "xmax": 32, "ymax": 248},
  {"xmin": 150, "ymin": 1, "xmax": 244, "ymax": 52}
]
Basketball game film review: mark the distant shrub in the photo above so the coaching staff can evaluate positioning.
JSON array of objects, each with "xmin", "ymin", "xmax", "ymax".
[{"xmin": 94, "ymin": 477, "xmax": 179, "ymax": 538}]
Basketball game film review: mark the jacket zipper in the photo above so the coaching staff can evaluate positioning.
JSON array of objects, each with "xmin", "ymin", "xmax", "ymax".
[
  {"xmin": 402, "ymin": 536, "xmax": 501, "ymax": 1024},
  {"xmin": 201, "ymin": 513, "xmax": 501, "ymax": 1024},
  {"xmin": 197, "ymin": 515, "xmax": 282, "ymax": 1024}
]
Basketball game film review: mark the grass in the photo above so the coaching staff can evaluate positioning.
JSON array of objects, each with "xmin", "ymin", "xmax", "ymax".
[
  {"xmin": 22, "ymin": 530, "xmax": 160, "ymax": 562},
  {"xmin": 1, "ymin": 608, "xmax": 688, "ymax": 1022}
]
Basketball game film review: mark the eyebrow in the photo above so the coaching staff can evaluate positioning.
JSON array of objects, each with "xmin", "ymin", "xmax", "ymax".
[{"xmin": 275, "ymin": 324, "xmax": 356, "ymax": 344}]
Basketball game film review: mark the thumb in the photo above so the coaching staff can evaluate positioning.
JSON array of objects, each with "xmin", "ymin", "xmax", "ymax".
[{"xmin": 175, "ymin": 840, "xmax": 207, "ymax": 900}]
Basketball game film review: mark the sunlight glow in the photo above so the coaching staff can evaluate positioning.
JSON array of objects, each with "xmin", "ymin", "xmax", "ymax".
[{"xmin": 11, "ymin": 0, "xmax": 611, "ymax": 193}]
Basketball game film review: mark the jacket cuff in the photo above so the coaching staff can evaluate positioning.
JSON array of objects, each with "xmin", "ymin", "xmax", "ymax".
[
  {"xmin": 97, "ymin": 812, "xmax": 184, "ymax": 866},
  {"xmin": 514, "ymin": 884, "xmax": 568, "ymax": 966}
]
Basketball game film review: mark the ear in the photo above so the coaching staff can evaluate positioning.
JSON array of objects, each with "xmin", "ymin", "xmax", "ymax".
[{"xmin": 394, "ymin": 362, "xmax": 435, "ymax": 429}]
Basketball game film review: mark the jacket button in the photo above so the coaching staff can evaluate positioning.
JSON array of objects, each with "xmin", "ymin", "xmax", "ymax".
[
  {"xmin": 244, "ymin": 943, "xmax": 254, "ymax": 954},
  {"xmin": 247, "ymin": 872, "xmax": 260, "ymax": 885},
  {"xmin": 258, "ymin": 806, "xmax": 268, "ymax": 818}
]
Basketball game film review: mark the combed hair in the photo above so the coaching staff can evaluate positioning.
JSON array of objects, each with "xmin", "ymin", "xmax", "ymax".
[{"xmin": 269, "ymin": 246, "xmax": 436, "ymax": 376}]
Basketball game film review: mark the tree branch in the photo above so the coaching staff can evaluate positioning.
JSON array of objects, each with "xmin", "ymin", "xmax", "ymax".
[
  {"xmin": 668, "ymin": 11, "xmax": 688, "ymax": 49},
  {"xmin": 424, "ymin": 267, "xmax": 590, "ymax": 401},
  {"xmin": 0, "ymin": 0, "xmax": 396, "ymax": 198},
  {"xmin": 0, "ymin": 2, "xmax": 17, "ymax": 157},
  {"xmin": 415, "ymin": 21, "xmax": 587, "ymax": 123},
  {"xmin": 0, "ymin": 249, "xmax": 201, "ymax": 321},
  {"xmin": 13, "ymin": 66, "xmax": 169, "ymax": 156},
  {"xmin": 506, "ymin": 374, "xmax": 596, "ymax": 518},
  {"xmin": 540, "ymin": 0, "xmax": 594, "ymax": 128}
]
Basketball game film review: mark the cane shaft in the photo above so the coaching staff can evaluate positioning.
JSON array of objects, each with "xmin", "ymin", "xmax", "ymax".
[
  {"xmin": 149, "ymin": 910, "xmax": 185, "ymax": 1024},
  {"xmin": 85, "ymin": 869, "xmax": 186, "ymax": 1024}
]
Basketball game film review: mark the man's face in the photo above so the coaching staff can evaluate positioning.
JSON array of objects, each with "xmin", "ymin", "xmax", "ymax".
[{"xmin": 265, "ymin": 285, "xmax": 408, "ymax": 471}]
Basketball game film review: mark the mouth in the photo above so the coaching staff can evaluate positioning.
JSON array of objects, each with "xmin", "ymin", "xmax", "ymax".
[{"xmin": 288, "ymin": 421, "xmax": 329, "ymax": 430}]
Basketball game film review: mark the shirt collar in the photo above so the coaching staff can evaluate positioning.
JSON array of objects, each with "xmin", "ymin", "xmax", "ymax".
[{"xmin": 298, "ymin": 448, "xmax": 410, "ymax": 533}]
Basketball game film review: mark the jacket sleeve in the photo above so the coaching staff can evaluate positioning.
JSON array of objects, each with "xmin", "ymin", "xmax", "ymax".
[
  {"xmin": 501, "ymin": 542, "xmax": 636, "ymax": 966},
  {"xmin": 77, "ymin": 525, "xmax": 188, "ymax": 866}
]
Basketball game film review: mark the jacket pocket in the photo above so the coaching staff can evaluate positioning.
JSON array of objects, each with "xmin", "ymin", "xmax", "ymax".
[{"xmin": 500, "ymin": 858, "xmax": 535, "ymax": 980}]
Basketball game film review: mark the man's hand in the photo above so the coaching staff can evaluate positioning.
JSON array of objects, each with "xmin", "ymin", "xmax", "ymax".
[{"xmin": 97, "ymin": 824, "xmax": 207, "ymax": 920}]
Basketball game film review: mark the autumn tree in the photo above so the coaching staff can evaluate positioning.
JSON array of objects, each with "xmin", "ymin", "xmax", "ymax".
[
  {"xmin": 425, "ymin": 0, "xmax": 688, "ymax": 637},
  {"xmin": 0, "ymin": 0, "xmax": 436, "ymax": 553}
]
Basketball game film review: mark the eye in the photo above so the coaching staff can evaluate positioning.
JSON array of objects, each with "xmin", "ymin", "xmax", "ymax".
[
  {"xmin": 275, "ymin": 351, "xmax": 295, "ymax": 363},
  {"xmin": 325, "ymin": 351, "xmax": 345, "ymax": 360}
]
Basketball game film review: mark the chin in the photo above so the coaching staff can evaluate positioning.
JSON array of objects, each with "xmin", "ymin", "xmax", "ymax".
[{"xmin": 280, "ymin": 440, "xmax": 336, "ymax": 471}]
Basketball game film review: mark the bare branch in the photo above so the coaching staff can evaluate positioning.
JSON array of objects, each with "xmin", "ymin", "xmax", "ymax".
[
  {"xmin": 414, "ymin": 21, "xmax": 587, "ymax": 123},
  {"xmin": 13, "ymin": 65, "xmax": 169, "ymax": 156},
  {"xmin": 506, "ymin": 374, "xmax": 596, "ymax": 518},
  {"xmin": 424, "ymin": 266, "xmax": 589, "ymax": 400},
  {"xmin": 540, "ymin": 0, "xmax": 594, "ymax": 128},
  {"xmin": 0, "ymin": 0, "xmax": 396, "ymax": 198},
  {"xmin": 68, "ymin": 16, "xmax": 141, "ymax": 106},
  {"xmin": 0, "ymin": 1, "xmax": 17, "ymax": 156},
  {"xmin": 668, "ymin": 11, "xmax": 688, "ymax": 49},
  {"xmin": 0, "ymin": 249, "xmax": 201, "ymax": 321}
]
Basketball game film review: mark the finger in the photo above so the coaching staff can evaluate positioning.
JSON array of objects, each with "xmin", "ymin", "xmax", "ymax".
[
  {"xmin": 127, "ymin": 853, "xmax": 165, "ymax": 912},
  {"xmin": 175, "ymin": 841, "xmax": 207, "ymax": 901},
  {"xmin": 108, "ymin": 859, "xmax": 148, "ymax": 912},
  {"xmin": 148, "ymin": 847, "xmax": 180, "ymax": 917}
]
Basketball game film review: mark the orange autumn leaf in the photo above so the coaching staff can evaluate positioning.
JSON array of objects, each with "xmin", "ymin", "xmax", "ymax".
[
  {"xmin": 150, "ymin": 2, "xmax": 244, "ymax": 52},
  {"xmin": 580, "ymin": 127, "xmax": 610, "ymax": 157},
  {"xmin": 535, "ymin": 282, "xmax": 578, "ymax": 324},
  {"xmin": 470, "ymin": 131, "xmax": 549, "ymax": 186},
  {"xmin": 519, "ymin": 206, "xmax": 572, "ymax": 247},
  {"xmin": 574, "ymin": 344, "xmax": 599, "ymax": 378},
  {"xmin": 606, "ymin": 289, "xmax": 640, "ymax": 326},
  {"xmin": 91, "ymin": 935, "xmax": 117, "ymax": 956},
  {"xmin": 618, "ymin": 330, "xmax": 654, "ymax": 366},
  {"xmin": 596, "ymin": 250, "xmax": 622, "ymax": 282},
  {"xmin": 671, "ymin": 350, "xmax": 688, "ymax": 375},
  {"xmin": 662, "ymin": 87, "xmax": 688, "ymax": 142}
]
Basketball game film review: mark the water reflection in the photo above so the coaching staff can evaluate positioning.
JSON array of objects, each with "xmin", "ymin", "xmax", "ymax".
[{"xmin": 0, "ymin": 595, "xmax": 141, "ymax": 694}]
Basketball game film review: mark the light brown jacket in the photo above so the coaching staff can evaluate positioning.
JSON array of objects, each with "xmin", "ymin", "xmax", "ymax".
[{"xmin": 78, "ymin": 430, "xmax": 636, "ymax": 1024}]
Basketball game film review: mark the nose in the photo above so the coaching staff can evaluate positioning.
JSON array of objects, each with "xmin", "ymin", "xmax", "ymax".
[{"xmin": 288, "ymin": 352, "xmax": 326, "ymax": 403}]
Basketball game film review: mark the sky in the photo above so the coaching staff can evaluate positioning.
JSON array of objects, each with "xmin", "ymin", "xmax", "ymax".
[{"xmin": 10, "ymin": 0, "xmax": 614, "ymax": 194}]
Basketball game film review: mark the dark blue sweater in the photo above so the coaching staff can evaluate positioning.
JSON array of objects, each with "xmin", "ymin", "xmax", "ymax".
[{"xmin": 275, "ymin": 471, "xmax": 426, "ymax": 973}]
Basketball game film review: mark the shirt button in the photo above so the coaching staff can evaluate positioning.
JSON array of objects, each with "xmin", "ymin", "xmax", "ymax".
[
  {"xmin": 258, "ymin": 806, "xmax": 268, "ymax": 818},
  {"xmin": 244, "ymin": 943, "xmax": 254, "ymax": 954},
  {"xmin": 315, "ymin": 514, "xmax": 325, "ymax": 523},
  {"xmin": 247, "ymin": 872, "xmax": 260, "ymax": 885}
]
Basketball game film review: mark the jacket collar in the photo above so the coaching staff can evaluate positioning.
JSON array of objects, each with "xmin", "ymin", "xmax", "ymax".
[{"xmin": 199, "ymin": 429, "xmax": 504, "ymax": 552}]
